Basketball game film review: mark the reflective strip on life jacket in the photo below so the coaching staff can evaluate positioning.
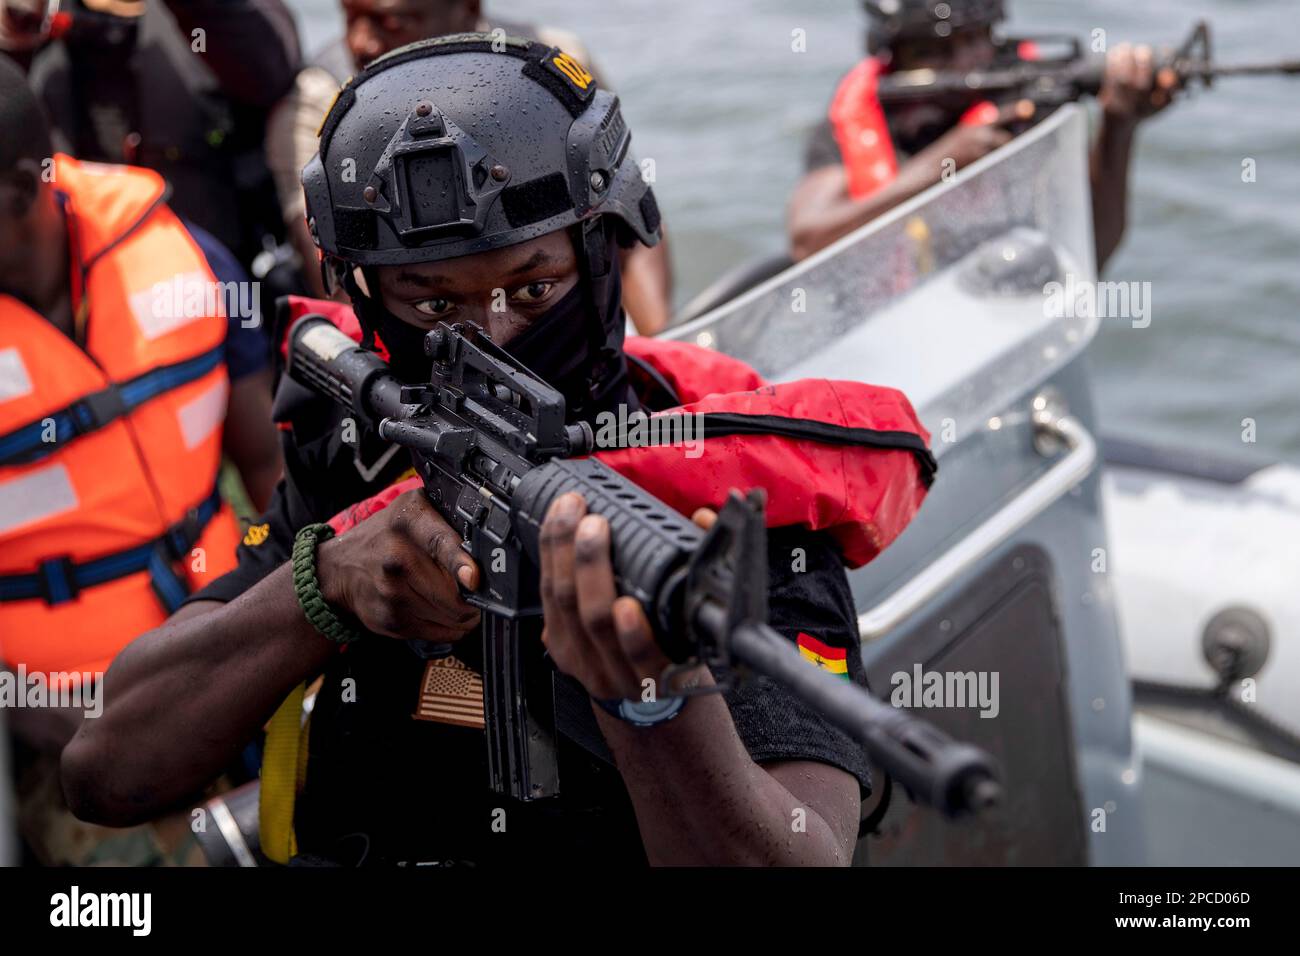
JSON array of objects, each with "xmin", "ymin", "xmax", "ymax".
[
  {"xmin": 0, "ymin": 462, "xmax": 79, "ymax": 536},
  {"xmin": 0, "ymin": 344, "xmax": 224, "ymax": 466},
  {"xmin": 0, "ymin": 482, "xmax": 223, "ymax": 611}
]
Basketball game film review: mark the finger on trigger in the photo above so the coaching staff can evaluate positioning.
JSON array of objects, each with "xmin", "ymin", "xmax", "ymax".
[
  {"xmin": 403, "ymin": 491, "xmax": 478, "ymax": 587},
  {"xmin": 435, "ymin": 532, "xmax": 477, "ymax": 590}
]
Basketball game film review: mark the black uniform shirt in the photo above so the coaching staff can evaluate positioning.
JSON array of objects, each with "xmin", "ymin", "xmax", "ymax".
[{"xmin": 190, "ymin": 374, "xmax": 873, "ymax": 866}]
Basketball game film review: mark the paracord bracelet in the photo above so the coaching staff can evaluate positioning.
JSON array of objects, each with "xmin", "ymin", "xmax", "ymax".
[{"xmin": 292, "ymin": 522, "xmax": 365, "ymax": 646}]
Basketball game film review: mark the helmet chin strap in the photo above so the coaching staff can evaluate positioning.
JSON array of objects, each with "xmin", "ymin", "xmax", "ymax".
[
  {"xmin": 328, "ymin": 258, "xmax": 381, "ymax": 353},
  {"xmin": 571, "ymin": 217, "xmax": 632, "ymax": 414}
]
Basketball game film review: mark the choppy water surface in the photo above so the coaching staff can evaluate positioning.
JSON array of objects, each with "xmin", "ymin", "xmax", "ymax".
[{"xmin": 289, "ymin": 0, "xmax": 1300, "ymax": 461}]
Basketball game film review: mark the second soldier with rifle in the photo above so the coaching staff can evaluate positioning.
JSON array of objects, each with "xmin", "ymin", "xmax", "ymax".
[{"xmin": 788, "ymin": 0, "xmax": 1182, "ymax": 267}]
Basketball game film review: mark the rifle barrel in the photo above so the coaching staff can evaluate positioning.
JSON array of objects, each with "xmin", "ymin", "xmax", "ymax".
[
  {"xmin": 707, "ymin": 607, "xmax": 1002, "ymax": 819},
  {"xmin": 1184, "ymin": 60, "xmax": 1300, "ymax": 78}
]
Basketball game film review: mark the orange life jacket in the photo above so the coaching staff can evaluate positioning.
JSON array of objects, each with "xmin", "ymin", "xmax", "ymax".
[
  {"xmin": 0, "ymin": 155, "xmax": 241, "ymax": 677},
  {"xmin": 828, "ymin": 56, "xmax": 1000, "ymax": 201}
]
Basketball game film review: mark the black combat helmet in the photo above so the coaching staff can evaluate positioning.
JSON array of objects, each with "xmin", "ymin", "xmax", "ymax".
[
  {"xmin": 863, "ymin": 0, "xmax": 1005, "ymax": 51},
  {"xmin": 302, "ymin": 32, "xmax": 661, "ymax": 419},
  {"xmin": 304, "ymin": 33, "xmax": 659, "ymax": 265}
]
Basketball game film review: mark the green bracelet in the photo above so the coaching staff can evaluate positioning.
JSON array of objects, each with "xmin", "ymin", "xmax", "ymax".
[{"xmin": 292, "ymin": 523, "xmax": 365, "ymax": 646}]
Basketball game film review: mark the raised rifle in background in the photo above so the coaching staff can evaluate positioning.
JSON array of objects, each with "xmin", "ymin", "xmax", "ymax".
[
  {"xmin": 876, "ymin": 21, "xmax": 1300, "ymax": 116},
  {"xmin": 286, "ymin": 314, "xmax": 1002, "ymax": 819}
]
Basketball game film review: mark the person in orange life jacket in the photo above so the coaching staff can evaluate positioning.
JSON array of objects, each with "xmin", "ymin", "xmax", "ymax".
[
  {"xmin": 788, "ymin": 0, "xmax": 1179, "ymax": 269},
  {"xmin": 0, "ymin": 56, "xmax": 281, "ymax": 757},
  {"xmin": 63, "ymin": 37, "xmax": 936, "ymax": 866},
  {"xmin": 266, "ymin": 0, "xmax": 674, "ymax": 334}
]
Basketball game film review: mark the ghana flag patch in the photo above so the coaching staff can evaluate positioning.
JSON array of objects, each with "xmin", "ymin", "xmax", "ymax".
[{"xmin": 797, "ymin": 632, "xmax": 849, "ymax": 679}]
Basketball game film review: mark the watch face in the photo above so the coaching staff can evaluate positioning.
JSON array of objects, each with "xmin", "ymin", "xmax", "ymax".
[{"xmin": 620, "ymin": 696, "xmax": 684, "ymax": 726}]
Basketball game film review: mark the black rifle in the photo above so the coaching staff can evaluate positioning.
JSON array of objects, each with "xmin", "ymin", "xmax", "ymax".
[
  {"xmin": 287, "ymin": 314, "xmax": 1001, "ymax": 818},
  {"xmin": 876, "ymin": 21, "xmax": 1300, "ymax": 116}
]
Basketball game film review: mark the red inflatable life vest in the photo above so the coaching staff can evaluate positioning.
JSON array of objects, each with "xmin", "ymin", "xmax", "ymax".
[
  {"xmin": 279, "ymin": 297, "xmax": 935, "ymax": 568},
  {"xmin": 828, "ymin": 56, "xmax": 999, "ymax": 201},
  {"xmin": 611, "ymin": 336, "xmax": 933, "ymax": 566}
]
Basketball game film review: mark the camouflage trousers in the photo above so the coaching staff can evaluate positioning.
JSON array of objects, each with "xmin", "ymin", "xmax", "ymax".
[{"xmin": 17, "ymin": 750, "xmax": 209, "ymax": 867}]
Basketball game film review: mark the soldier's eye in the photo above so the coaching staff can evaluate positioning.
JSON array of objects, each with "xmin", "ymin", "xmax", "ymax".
[
  {"xmin": 413, "ymin": 298, "xmax": 453, "ymax": 316},
  {"xmin": 510, "ymin": 281, "xmax": 554, "ymax": 304}
]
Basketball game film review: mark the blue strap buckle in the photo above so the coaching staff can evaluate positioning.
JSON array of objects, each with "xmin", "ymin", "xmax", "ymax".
[
  {"xmin": 69, "ymin": 385, "xmax": 128, "ymax": 434},
  {"xmin": 163, "ymin": 508, "xmax": 203, "ymax": 561},
  {"xmin": 38, "ymin": 556, "xmax": 80, "ymax": 605}
]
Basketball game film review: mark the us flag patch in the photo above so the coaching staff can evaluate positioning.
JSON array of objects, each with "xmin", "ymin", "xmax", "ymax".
[
  {"xmin": 796, "ymin": 632, "xmax": 850, "ymax": 679},
  {"xmin": 413, "ymin": 656, "xmax": 485, "ymax": 728}
]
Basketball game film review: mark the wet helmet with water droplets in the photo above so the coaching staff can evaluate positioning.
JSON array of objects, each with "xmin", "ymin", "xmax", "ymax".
[
  {"xmin": 863, "ymin": 0, "xmax": 1005, "ymax": 53},
  {"xmin": 303, "ymin": 32, "xmax": 660, "ymax": 270}
]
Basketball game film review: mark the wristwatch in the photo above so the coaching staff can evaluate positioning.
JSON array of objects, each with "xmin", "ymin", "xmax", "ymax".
[{"xmin": 593, "ymin": 693, "xmax": 686, "ymax": 728}]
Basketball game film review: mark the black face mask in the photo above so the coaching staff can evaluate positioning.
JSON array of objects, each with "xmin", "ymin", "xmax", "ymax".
[
  {"xmin": 362, "ymin": 225, "xmax": 635, "ymax": 427},
  {"xmin": 372, "ymin": 306, "xmax": 435, "ymax": 384},
  {"xmin": 505, "ymin": 281, "xmax": 633, "ymax": 425},
  {"xmin": 499, "ymin": 283, "xmax": 590, "ymax": 383}
]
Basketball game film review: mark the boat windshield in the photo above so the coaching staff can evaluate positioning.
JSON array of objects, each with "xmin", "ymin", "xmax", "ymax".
[{"xmin": 666, "ymin": 105, "xmax": 1098, "ymax": 452}]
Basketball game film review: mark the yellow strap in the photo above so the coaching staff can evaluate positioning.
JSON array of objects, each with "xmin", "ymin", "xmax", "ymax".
[{"xmin": 260, "ymin": 683, "xmax": 306, "ymax": 864}]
